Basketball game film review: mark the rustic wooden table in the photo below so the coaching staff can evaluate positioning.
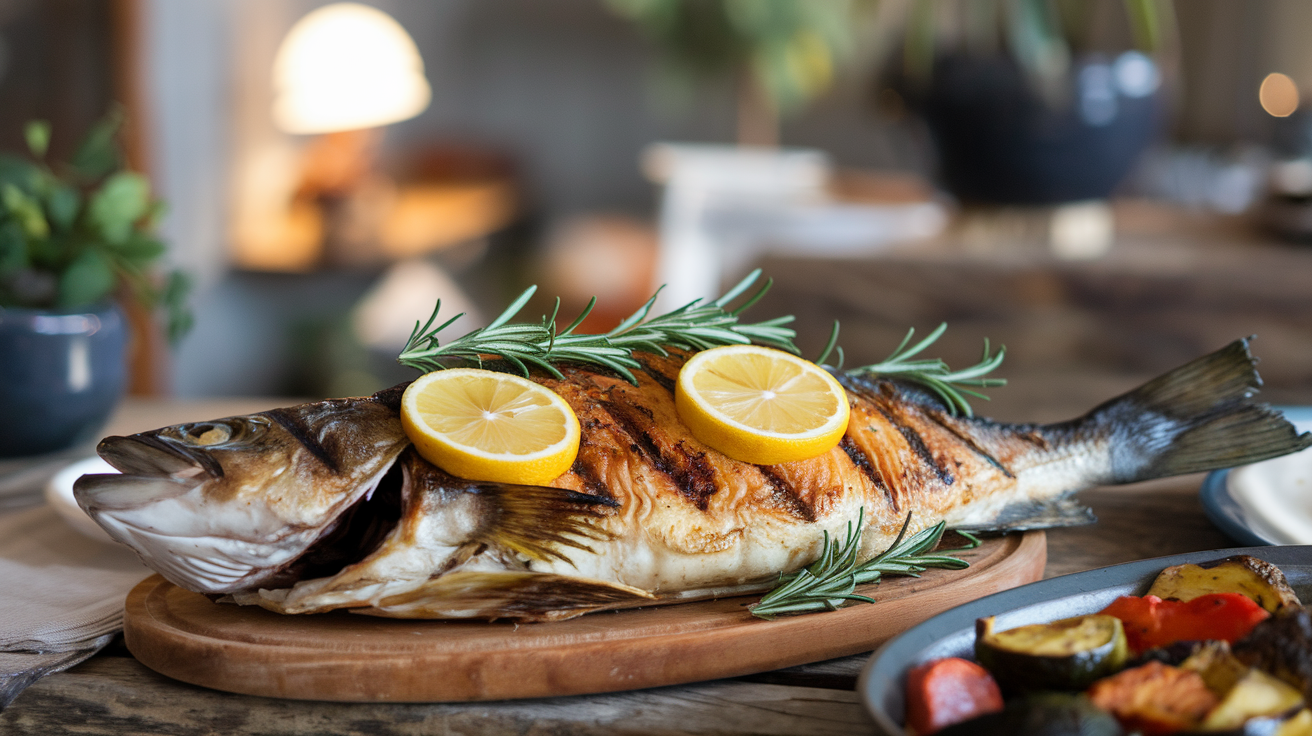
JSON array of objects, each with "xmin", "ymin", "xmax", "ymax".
[{"xmin": 0, "ymin": 377, "xmax": 1280, "ymax": 734}]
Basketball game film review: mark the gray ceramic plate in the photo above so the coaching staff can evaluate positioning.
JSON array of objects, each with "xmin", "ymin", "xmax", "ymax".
[{"xmin": 858, "ymin": 545, "xmax": 1312, "ymax": 736}]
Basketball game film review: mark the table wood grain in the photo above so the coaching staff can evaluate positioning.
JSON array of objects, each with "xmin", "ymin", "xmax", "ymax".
[{"xmin": 0, "ymin": 392, "xmax": 1274, "ymax": 734}]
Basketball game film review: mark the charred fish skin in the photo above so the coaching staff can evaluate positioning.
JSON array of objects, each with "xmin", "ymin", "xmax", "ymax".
[
  {"xmin": 76, "ymin": 338, "xmax": 1312, "ymax": 621},
  {"xmin": 73, "ymin": 389, "xmax": 411, "ymax": 594}
]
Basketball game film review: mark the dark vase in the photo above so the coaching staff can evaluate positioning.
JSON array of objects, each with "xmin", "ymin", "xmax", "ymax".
[
  {"xmin": 0, "ymin": 303, "xmax": 128, "ymax": 458},
  {"xmin": 917, "ymin": 52, "xmax": 1164, "ymax": 205}
]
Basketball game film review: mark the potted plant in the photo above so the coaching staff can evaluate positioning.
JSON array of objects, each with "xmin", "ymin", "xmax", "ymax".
[
  {"xmin": 605, "ymin": 0, "xmax": 871, "ymax": 146},
  {"xmin": 0, "ymin": 110, "xmax": 189, "ymax": 458},
  {"xmin": 892, "ymin": 0, "xmax": 1176, "ymax": 204}
]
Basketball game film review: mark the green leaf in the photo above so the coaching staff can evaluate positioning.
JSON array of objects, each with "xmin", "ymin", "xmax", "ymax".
[
  {"xmin": 0, "ymin": 154, "xmax": 43, "ymax": 192},
  {"xmin": 70, "ymin": 107, "xmax": 125, "ymax": 180},
  {"xmin": 24, "ymin": 120, "xmax": 50, "ymax": 159},
  {"xmin": 88, "ymin": 171, "xmax": 150, "ymax": 244},
  {"xmin": 112, "ymin": 234, "xmax": 166, "ymax": 266},
  {"xmin": 2, "ymin": 183, "xmax": 49, "ymax": 239},
  {"xmin": 44, "ymin": 184, "xmax": 80, "ymax": 232},
  {"xmin": 57, "ymin": 248, "xmax": 116, "ymax": 307},
  {"xmin": 162, "ymin": 269, "xmax": 193, "ymax": 344},
  {"xmin": 0, "ymin": 221, "xmax": 27, "ymax": 274},
  {"xmin": 142, "ymin": 199, "xmax": 168, "ymax": 230}
]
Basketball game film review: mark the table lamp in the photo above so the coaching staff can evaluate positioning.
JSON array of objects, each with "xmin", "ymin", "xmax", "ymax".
[{"xmin": 270, "ymin": 2, "xmax": 431, "ymax": 267}]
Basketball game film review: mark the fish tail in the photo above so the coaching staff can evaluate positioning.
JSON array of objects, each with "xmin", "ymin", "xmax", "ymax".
[{"xmin": 1088, "ymin": 337, "xmax": 1312, "ymax": 483}]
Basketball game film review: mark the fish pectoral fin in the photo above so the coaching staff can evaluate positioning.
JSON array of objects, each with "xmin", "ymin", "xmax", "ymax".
[
  {"xmin": 952, "ymin": 494, "xmax": 1096, "ymax": 533},
  {"xmin": 360, "ymin": 570, "xmax": 655, "ymax": 621},
  {"xmin": 465, "ymin": 481, "xmax": 617, "ymax": 566}
]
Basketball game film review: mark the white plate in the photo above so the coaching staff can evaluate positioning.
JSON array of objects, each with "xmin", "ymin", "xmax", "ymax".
[
  {"xmin": 43, "ymin": 456, "xmax": 118, "ymax": 544},
  {"xmin": 1201, "ymin": 407, "xmax": 1312, "ymax": 546}
]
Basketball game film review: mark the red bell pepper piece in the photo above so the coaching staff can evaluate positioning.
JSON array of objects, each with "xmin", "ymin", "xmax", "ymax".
[
  {"xmin": 905, "ymin": 657, "xmax": 1004, "ymax": 735},
  {"xmin": 1098, "ymin": 593, "xmax": 1270, "ymax": 655}
]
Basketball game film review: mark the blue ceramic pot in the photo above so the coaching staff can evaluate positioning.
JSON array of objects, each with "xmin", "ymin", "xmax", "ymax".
[
  {"xmin": 0, "ymin": 303, "xmax": 128, "ymax": 458},
  {"xmin": 917, "ymin": 52, "xmax": 1165, "ymax": 205}
]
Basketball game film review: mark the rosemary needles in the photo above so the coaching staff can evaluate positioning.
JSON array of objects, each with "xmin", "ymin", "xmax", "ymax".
[
  {"xmin": 748, "ymin": 510, "xmax": 981, "ymax": 619},
  {"xmin": 396, "ymin": 269, "xmax": 797, "ymax": 384},
  {"xmin": 845, "ymin": 323, "xmax": 1007, "ymax": 417}
]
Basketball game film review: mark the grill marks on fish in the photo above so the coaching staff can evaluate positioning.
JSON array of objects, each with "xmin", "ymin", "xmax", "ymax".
[
  {"xmin": 883, "ymin": 407, "xmax": 955, "ymax": 487},
  {"xmin": 265, "ymin": 407, "xmax": 342, "ymax": 474},
  {"xmin": 756, "ymin": 466, "xmax": 817, "ymax": 522},
  {"xmin": 597, "ymin": 397, "xmax": 720, "ymax": 511},
  {"xmin": 927, "ymin": 414, "xmax": 1017, "ymax": 479},
  {"xmin": 636, "ymin": 354, "xmax": 678, "ymax": 394},
  {"xmin": 264, "ymin": 394, "xmax": 411, "ymax": 480},
  {"xmin": 568, "ymin": 449, "xmax": 615, "ymax": 503},
  {"xmin": 840, "ymin": 436, "xmax": 895, "ymax": 512},
  {"xmin": 552, "ymin": 351, "xmax": 985, "ymax": 528}
]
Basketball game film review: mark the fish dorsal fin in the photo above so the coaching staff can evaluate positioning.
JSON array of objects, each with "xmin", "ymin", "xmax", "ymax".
[
  {"xmin": 405, "ymin": 453, "xmax": 616, "ymax": 566},
  {"xmin": 363, "ymin": 570, "xmax": 654, "ymax": 622},
  {"xmin": 1088, "ymin": 337, "xmax": 1312, "ymax": 482}
]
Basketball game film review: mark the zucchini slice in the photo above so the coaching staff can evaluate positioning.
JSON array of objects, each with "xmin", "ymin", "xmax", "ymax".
[{"xmin": 975, "ymin": 614, "xmax": 1129, "ymax": 694}]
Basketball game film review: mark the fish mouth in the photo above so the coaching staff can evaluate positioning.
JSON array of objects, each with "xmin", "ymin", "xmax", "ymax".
[
  {"xmin": 72, "ymin": 434, "xmax": 407, "ymax": 595},
  {"xmin": 96, "ymin": 434, "xmax": 223, "ymax": 480},
  {"xmin": 73, "ymin": 435, "xmax": 214, "ymax": 513}
]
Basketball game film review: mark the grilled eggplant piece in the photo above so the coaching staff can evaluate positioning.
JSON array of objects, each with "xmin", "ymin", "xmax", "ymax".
[
  {"xmin": 976, "ymin": 614, "xmax": 1129, "ymax": 695},
  {"xmin": 1148, "ymin": 556, "xmax": 1302, "ymax": 615},
  {"xmin": 1235, "ymin": 609, "xmax": 1312, "ymax": 702},
  {"xmin": 935, "ymin": 693, "xmax": 1124, "ymax": 736}
]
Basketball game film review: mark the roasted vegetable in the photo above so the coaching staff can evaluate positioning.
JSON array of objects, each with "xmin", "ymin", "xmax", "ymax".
[
  {"xmin": 1099, "ymin": 594, "xmax": 1271, "ymax": 655},
  {"xmin": 1149, "ymin": 556, "xmax": 1302, "ymax": 615},
  {"xmin": 1180, "ymin": 640, "xmax": 1248, "ymax": 695},
  {"xmin": 1087, "ymin": 661, "xmax": 1218, "ymax": 735},
  {"xmin": 975, "ymin": 614, "xmax": 1129, "ymax": 694},
  {"xmin": 935, "ymin": 692, "xmax": 1123, "ymax": 736},
  {"xmin": 1200, "ymin": 668, "xmax": 1305, "ymax": 732},
  {"xmin": 1276, "ymin": 710, "xmax": 1312, "ymax": 736},
  {"xmin": 1235, "ymin": 608, "xmax": 1312, "ymax": 703},
  {"xmin": 905, "ymin": 657, "xmax": 1005, "ymax": 735}
]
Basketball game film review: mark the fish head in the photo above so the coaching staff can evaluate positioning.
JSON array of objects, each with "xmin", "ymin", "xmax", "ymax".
[{"xmin": 73, "ymin": 395, "xmax": 410, "ymax": 594}]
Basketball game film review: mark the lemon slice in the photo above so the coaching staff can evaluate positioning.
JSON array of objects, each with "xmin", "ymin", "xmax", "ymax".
[
  {"xmin": 675, "ymin": 345, "xmax": 850, "ymax": 465},
  {"xmin": 400, "ymin": 368, "xmax": 581, "ymax": 485}
]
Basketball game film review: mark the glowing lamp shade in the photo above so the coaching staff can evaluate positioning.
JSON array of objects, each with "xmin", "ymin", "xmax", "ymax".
[{"xmin": 273, "ymin": 3, "xmax": 431, "ymax": 134}]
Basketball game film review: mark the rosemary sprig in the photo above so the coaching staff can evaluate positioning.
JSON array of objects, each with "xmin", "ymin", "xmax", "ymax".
[
  {"xmin": 396, "ymin": 269, "xmax": 798, "ymax": 384},
  {"xmin": 748, "ymin": 510, "xmax": 981, "ymax": 619},
  {"xmin": 846, "ymin": 323, "xmax": 1007, "ymax": 417}
]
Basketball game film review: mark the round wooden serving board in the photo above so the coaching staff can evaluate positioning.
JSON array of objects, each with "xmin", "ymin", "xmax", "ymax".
[{"xmin": 123, "ymin": 530, "xmax": 1045, "ymax": 702}]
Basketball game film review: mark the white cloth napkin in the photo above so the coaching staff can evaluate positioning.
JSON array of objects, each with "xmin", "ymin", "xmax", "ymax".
[{"xmin": 0, "ymin": 503, "xmax": 149, "ymax": 707}]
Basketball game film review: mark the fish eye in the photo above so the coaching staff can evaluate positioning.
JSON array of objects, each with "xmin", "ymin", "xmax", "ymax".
[
  {"xmin": 190, "ymin": 423, "xmax": 232, "ymax": 446},
  {"xmin": 161, "ymin": 417, "xmax": 269, "ymax": 448}
]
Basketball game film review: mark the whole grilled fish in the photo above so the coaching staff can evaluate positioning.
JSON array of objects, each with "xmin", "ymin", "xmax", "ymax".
[{"xmin": 75, "ymin": 339, "xmax": 1310, "ymax": 621}]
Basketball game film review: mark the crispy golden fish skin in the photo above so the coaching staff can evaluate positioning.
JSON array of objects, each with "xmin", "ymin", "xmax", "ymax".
[{"xmin": 76, "ymin": 339, "xmax": 1310, "ymax": 621}]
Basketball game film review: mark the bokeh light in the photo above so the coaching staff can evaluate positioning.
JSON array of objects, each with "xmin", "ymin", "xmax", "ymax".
[{"xmin": 1260, "ymin": 72, "xmax": 1300, "ymax": 118}]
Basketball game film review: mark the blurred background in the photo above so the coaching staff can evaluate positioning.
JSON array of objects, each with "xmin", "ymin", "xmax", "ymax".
[{"xmin": 8, "ymin": 0, "xmax": 1312, "ymax": 417}]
